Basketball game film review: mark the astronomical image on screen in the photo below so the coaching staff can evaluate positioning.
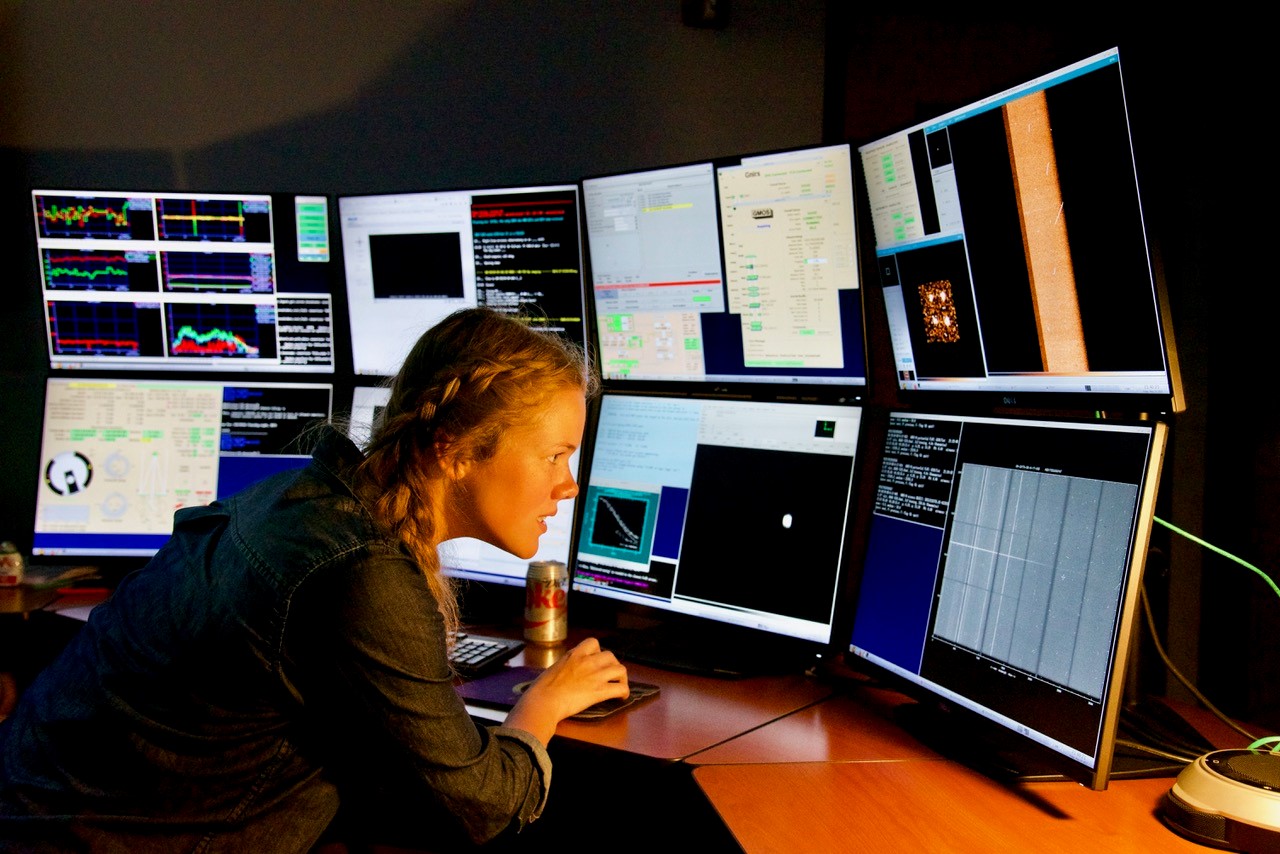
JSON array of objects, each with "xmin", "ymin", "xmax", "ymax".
[
  {"xmin": 581, "ymin": 143, "xmax": 866, "ymax": 392},
  {"xmin": 572, "ymin": 393, "xmax": 862, "ymax": 658},
  {"xmin": 348, "ymin": 384, "xmax": 579, "ymax": 587},
  {"xmin": 32, "ymin": 378, "xmax": 333, "ymax": 558},
  {"xmin": 339, "ymin": 184, "xmax": 586, "ymax": 376},
  {"xmin": 847, "ymin": 411, "xmax": 1167, "ymax": 789},
  {"xmin": 858, "ymin": 48, "xmax": 1181, "ymax": 412},
  {"xmin": 32, "ymin": 190, "xmax": 336, "ymax": 372}
]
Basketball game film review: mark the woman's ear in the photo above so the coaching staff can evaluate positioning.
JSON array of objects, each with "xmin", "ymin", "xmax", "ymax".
[{"xmin": 434, "ymin": 438, "xmax": 472, "ymax": 482}]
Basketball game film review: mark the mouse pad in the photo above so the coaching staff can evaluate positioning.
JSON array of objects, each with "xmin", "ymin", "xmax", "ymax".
[{"xmin": 458, "ymin": 665, "xmax": 660, "ymax": 721}]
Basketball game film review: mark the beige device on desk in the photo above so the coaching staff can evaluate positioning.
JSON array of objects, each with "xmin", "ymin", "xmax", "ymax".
[{"xmin": 1162, "ymin": 749, "xmax": 1280, "ymax": 851}]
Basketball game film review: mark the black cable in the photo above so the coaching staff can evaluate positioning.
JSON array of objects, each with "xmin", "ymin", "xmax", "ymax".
[{"xmin": 1140, "ymin": 583, "xmax": 1257, "ymax": 744}]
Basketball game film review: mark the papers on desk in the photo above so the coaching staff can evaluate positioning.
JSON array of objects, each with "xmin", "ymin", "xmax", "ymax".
[
  {"xmin": 465, "ymin": 704, "xmax": 505, "ymax": 723},
  {"xmin": 23, "ymin": 565, "xmax": 111, "ymax": 621},
  {"xmin": 23, "ymin": 564, "xmax": 102, "ymax": 590},
  {"xmin": 45, "ymin": 600, "xmax": 99, "ymax": 622}
]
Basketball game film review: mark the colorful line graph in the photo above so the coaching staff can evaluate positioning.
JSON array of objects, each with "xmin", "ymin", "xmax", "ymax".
[
  {"xmin": 47, "ymin": 300, "xmax": 164, "ymax": 357},
  {"xmin": 35, "ymin": 194, "xmax": 155, "ymax": 240},
  {"xmin": 42, "ymin": 249, "xmax": 159, "ymax": 292},
  {"xmin": 161, "ymin": 251, "xmax": 275, "ymax": 294},
  {"xmin": 166, "ymin": 303, "xmax": 276, "ymax": 359},
  {"xmin": 170, "ymin": 325, "xmax": 259, "ymax": 356},
  {"xmin": 157, "ymin": 197, "xmax": 271, "ymax": 243}
]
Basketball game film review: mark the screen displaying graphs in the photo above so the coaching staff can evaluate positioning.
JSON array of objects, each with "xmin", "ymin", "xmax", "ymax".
[{"xmin": 33, "ymin": 189, "xmax": 336, "ymax": 372}]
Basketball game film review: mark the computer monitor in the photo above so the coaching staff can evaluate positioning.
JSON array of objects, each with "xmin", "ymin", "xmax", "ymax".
[
  {"xmin": 570, "ymin": 392, "xmax": 863, "ymax": 675},
  {"xmin": 857, "ymin": 47, "xmax": 1182, "ymax": 413},
  {"xmin": 348, "ymin": 384, "xmax": 580, "ymax": 588},
  {"xmin": 32, "ymin": 189, "xmax": 338, "ymax": 373},
  {"xmin": 581, "ymin": 142, "xmax": 866, "ymax": 395},
  {"xmin": 847, "ymin": 410, "xmax": 1167, "ymax": 790},
  {"xmin": 32, "ymin": 377, "xmax": 333, "ymax": 559},
  {"xmin": 339, "ymin": 184, "xmax": 586, "ymax": 377}
]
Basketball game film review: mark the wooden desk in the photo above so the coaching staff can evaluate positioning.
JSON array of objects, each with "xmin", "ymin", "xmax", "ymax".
[
  {"xmin": 0, "ymin": 585, "xmax": 58, "ymax": 617},
  {"xmin": 687, "ymin": 682, "xmax": 1269, "ymax": 851},
  {"xmin": 693, "ymin": 759, "xmax": 1203, "ymax": 853},
  {"xmin": 687, "ymin": 684, "xmax": 937, "ymax": 765},
  {"xmin": 463, "ymin": 630, "xmax": 834, "ymax": 762}
]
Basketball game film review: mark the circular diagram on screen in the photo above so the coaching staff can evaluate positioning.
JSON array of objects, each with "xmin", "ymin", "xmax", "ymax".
[
  {"xmin": 103, "ymin": 452, "xmax": 130, "ymax": 479},
  {"xmin": 100, "ymin": 492, "xmax": 128, "ymax": 518},
  {"xmin": 46, "ymin": 451, "xmax": 93, "ymax": 495}
]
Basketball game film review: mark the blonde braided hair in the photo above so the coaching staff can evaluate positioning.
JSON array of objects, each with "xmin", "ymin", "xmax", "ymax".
[{"xmin": 354, "ymin": 308, "xmax": 597, "ymax": 638}]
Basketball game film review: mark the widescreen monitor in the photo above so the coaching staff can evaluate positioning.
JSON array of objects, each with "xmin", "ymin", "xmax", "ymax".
[
  {"xmin": 339, "ymin": 184, "xmax": 586, "ymax": 376},
  {"xmin": 31, "ymin": 189, "xmax": 337, "ymax": 373},
  {"xmin": 570, "ymin": 392, "xmax": 863, "ymax": 675},
  {"xmin": 348, "ymin": 385, "xmax": 579, "ymax": 587},
  {"xmin": 581, "ymin": 142, "xmax": 866, "ymax": 395},
  {"xmin": 32, "ymin": 377, "xmax": 333, "ymax": 558},
  {"xmin": 847, "ymin": 411, "xmax": 1167, "ymax": 790},
  {"xmin": 857, "ymin": 47, "xmax": 1182, "ymax": 413}
]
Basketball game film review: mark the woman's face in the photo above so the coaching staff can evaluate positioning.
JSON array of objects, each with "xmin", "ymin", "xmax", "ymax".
[{"xmin": 448, "ymin": 386, "xmax": 586, "ymax": 559}]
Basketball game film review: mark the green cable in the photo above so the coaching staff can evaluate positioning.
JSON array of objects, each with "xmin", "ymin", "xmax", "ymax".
[
  {"xmin": 1248, "ymin": 736, "xmax": 1280, "ymax": 753},
  {"xmin": 1154, "ymin": 515, "xmax": 1280, "ymax": 602}
]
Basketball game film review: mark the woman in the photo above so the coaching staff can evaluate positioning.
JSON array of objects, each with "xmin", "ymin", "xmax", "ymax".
[{"xmin": 0, "ymin": 308, "xmax": 629, "ymax": 851}]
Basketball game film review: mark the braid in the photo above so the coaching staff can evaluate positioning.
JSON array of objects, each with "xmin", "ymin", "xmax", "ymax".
[{"xmin": 353, "ymin": 308, "xmax": 596, "ymax": 640}]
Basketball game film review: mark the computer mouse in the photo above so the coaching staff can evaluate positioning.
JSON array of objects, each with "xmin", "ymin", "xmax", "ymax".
[{"xmin": 1160, "ymin": 749, "xmax": 1280, "ymax": 852}]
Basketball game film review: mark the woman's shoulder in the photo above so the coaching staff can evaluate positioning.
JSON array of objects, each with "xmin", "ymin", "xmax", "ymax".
[{"xmin": 222, "ymin": 455, "xmax": 397, "ymax": 575}]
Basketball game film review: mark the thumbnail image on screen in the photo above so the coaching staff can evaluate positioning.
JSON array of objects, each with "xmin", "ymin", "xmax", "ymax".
[
  {"xmin": 857, "ymin": 48, "xmax": 1181, "ymax": 411},
  {"xmin": 32, "ymin": 190, "xmax": 336, "ymax": 372},
  {"xmin": 582, "ymin": 143, "xmax": 866, "ymax": 390},
  {"xmin": 339, "ymin": 184, "xmax": 587, "ymax": 376},
  {"xmin": 32, "ymin": 378, "xmax": 333, "ymax": 558},
  {"xmin": 848, "ymin": 411, "xmax": 1166, "ymax": 789}
]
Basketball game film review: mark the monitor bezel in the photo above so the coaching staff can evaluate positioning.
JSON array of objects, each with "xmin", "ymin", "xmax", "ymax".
[
  {"xmin": 30, "ymin": 374, "xmax": 335, "ymax": 562},
  {"xmin": 336, "ymin": 180, "xmax": 589, "ymax": 378},
  {"xmin": 579, "ymin": 141, "xmax": 870, "ymax": 402},
  {"xmin": 29, "ymin": 186, "xmax": 341, "ymax": 375},
  {"xmin": 853, "ymin": 47, "xmax": 1184, "ymax": 417},
  {"xmin": 844, "ymin": 410, "xmax": 1168, "ymax": 790},
  {"xmin": 567, "ymin": 388, "xmax": 869, "ymax": 673}
]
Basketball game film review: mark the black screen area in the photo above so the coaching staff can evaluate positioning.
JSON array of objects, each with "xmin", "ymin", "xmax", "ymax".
[
  {"xmin": 369, "ymin": 232, "xmax": 465, "ymax": 299},
  {"xmin": 675, "ymin": 444, "xmax": 853, "ymax": 625}
]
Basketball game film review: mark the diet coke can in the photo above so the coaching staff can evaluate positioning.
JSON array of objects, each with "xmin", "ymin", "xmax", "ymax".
[{"xmin": 524, "ymin": 560, "xmax": 568, "ymax": 645}]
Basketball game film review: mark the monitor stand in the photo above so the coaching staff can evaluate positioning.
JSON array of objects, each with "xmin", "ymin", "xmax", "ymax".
[
  {"xmin": 1110, "ymin": 696, "xmax": 1218, "ymax": 779},
  {"xmin": 892, "ymin": 696, "xmax": 1208, "ymax": 786},
  {"xmin": 610, "ymin": 620, "xmax": 822, "ymax": 679}
]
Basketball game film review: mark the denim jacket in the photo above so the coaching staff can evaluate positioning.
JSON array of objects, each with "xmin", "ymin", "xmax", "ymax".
[{"xmin": 0, "ymin": 428, "xmax": 550, "ymax": 852}]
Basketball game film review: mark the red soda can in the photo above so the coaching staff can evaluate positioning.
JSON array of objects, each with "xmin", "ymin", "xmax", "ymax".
[{"xmin": 524, "ymin": 560, "xmax": 568, "ymax": 644}]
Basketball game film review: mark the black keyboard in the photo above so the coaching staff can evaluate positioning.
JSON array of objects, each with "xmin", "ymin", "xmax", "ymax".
[{"xmin": 450, "ymin": 633, "xmax": 525, "ymax": 678}]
